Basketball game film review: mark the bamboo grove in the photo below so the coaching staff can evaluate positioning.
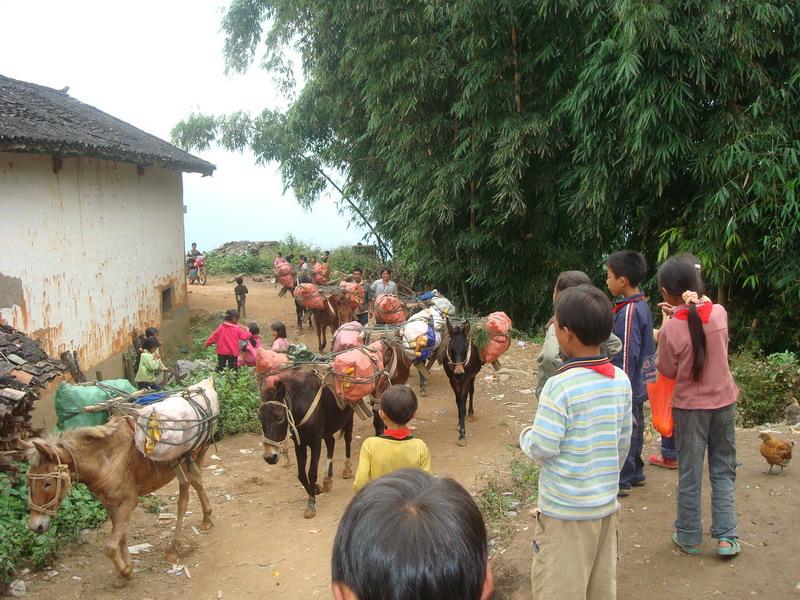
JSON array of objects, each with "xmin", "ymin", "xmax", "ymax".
[{"xmin": 172, "ymin": 0, "xmax": 800, "ymax": 352}]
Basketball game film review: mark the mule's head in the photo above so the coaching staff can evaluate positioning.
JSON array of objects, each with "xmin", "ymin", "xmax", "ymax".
[
  {"xmin": 446, "ymin": 317, "xmax": 472, "ymax": 377},
  {"xmin": 259, "ymin": 379, "xmax": 289, "ymax": 465},
  {"xmin": 333, "ymin": 291, "xmax": 356, "ymax": 324},
  {"xmin": 22, "ymin": 440, "xmax": 72, "ymax": 533}
]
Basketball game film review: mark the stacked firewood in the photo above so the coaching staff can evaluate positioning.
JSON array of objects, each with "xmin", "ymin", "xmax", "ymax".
[{"xmin": 0, "ymin": 324, "xmax": 66, "ymax": 475}]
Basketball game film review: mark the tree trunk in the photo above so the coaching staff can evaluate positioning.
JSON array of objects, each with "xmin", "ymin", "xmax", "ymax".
[{"xmin": 511, "ymin": 26, "xmax": 521, "ymax": 113}]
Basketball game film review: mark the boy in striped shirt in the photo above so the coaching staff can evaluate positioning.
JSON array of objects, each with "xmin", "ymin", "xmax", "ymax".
[{"xmin": 520, "ymin": 285, "xmax": 632, "ymax": 600}]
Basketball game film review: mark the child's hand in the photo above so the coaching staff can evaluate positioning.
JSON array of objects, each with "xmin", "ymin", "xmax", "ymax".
[{"xmin": 657, "ymin": 302, "xmax": 674, "ymax": 322}]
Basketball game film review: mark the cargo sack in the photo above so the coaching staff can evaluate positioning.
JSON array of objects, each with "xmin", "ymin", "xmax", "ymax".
[
  {"xmin": 332, "ymin": 341, "xmax": 385, "ymax": 404},
  {"xmin": 339, "ymin": 281, "xmax": 365, "ymax": 308},
  {"xmin": 333, "ymin": 322, "xmax": 365, "ymax": 352},
  {"xmin": 374, "ymin": 294, "xmax": 407, "ymax": 324},
  {"xmin": 646, "ymin": 374, "xmax": 675, "ymax": 437},
  {"xmin": 480, "ymin": 312, "xmax": 512, "ymax": 364},
  {"xmin": 255, "ymin": 348, "xmax": 291, "ymax": 391},
  {"xmin": 312, "ymin": 262, "xmax": 330, "ymax": 285},
  {"xmin": 56, "ymin": 379, "xmax": 137, "ymax": 429},
  {"xmin": 293, "ymin": 283, "xmax": 325, "ymax": 311},
  {"xmin": 134, "ymin": 378, "xmax": 219, "ymax": 462},
  {"xmin": 430, "ymin": 296, "xmax": 456, "ymax": 318},
  {"xmin": 275, "ymin": 262, "xmax": 295, "ymax": 289},
  {"xmin": 402, "ymin": 310, "xmax": 440, "ymax": 360}
]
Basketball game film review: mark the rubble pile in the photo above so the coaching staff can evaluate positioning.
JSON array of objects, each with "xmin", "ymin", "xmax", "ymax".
[{"xmin": 210, "ymin": 241, "xmax": 280, "ymax": 257}]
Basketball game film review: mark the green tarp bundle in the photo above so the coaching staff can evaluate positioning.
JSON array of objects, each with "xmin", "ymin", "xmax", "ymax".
[{"xmin": 55, "ymin": 379, "xmax": 136, "ymax": 429}]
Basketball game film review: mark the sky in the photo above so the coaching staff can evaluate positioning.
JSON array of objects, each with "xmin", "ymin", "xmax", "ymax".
[{"xmin": 0, "ymin": 0, "xmax": 367, "ymax": 252}]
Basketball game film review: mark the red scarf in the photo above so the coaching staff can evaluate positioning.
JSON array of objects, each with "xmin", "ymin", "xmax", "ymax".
[
  {"xmin": 558, "ymin": 356, "xmax": 616, "ymax": 378},
  {"xmin": 612, "ymin": 293, "xmax": 646, "ymax": 315},
  {"xmin": 673, "ymin": 302, "xmax": 713, "ymax": 324},
  {"xmin": 381, "ymin": 428, "xmax": 413, "ymax": 440}
]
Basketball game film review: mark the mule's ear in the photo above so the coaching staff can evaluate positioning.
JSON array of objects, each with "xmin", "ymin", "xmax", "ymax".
[
  {"xmin": 462, "ymin": 319, "xmax": 470, "ymax": 335},
  {"xmin": 32, "ymin": 440, "xmax": 60, "ymax": 463},
  {"xmin": 446, "ymin": 317, "xmax": 454, "ymax": 335}
]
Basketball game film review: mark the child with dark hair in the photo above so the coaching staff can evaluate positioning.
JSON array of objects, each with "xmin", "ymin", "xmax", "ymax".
[
  {"xmin": 238, "ymin": 323, "xmax": 263, "ymax": 367},
  {"xmin": 352, "ymin": 385, "xmax": 431, "ymax": 492},
  {"xmin": 234, "ymin": 277, "xmax": 249, "ymax": 319},
  {"xmin": 270, "ymin": 320, "xmax": 289, "ymax": 352},
  {"xmin": 520, "ymin": 284, "xmax": 632, "ymax": 599},
  {"xmin": 656, "ymin": 254, "xmax": 740, "ymax": 557},
  {"xmin": 135, "ymin": 337, "xmax": 166, "ymax": 390},
  {"xmin": 606, "ymin": 250, "xmax": 659, "ymax": 495},
  {"xmin": 205, "ymin": 309, "xmax": 251, "ymax": 371},
  {"xmin": 537, "ymin": 271, "xmax": 623, "ymax": 396},
  {"xmin": 332, "ymin": 469, "xmax": 494, "ymax": 600}
]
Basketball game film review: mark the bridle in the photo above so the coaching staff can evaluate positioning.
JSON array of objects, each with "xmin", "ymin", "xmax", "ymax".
[
  {"xmin": 446, "ymin": 336, "xmax": 473, "ymax": 368},
  {"xmin": 260, "ymin": 378, "xmax": 325, "ymax": 448},
  {"xmin": 27, "ymin": 446, "xmax": 78, "ymax": 517}
]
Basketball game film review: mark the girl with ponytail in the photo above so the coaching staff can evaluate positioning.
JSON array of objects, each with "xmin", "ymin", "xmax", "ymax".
[{"xmin": 656, "ymin": 254, "xmax": 740, "ymax": 557}]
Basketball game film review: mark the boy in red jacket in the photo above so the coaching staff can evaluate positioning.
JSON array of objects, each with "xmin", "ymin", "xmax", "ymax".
[{"xmin": 205, "ymin": 309, "xmax": 251, "ymax": 371}]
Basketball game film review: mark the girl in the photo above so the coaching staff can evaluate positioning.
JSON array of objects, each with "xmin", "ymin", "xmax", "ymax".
[
  {"xmin": 238, "ymin": 323, "xmax": 263, "ymax": 367},
  {"xmin": 205, "ymin": 309, "xmax": 251, "ymax": 371},
  {"xmin": 536, "ymin": 270, "xmax": 622, "ymax": 397},
  {"xmin": 271, "ymin": 320, "xmax": 289, "ymax": 352},
  {"xmin": 656, "ymin": 254, "xmax": 740, "ymax": 557},
  {"xmin": 135, "ymin": 337, "xmax": 166, "ymax": 390}
]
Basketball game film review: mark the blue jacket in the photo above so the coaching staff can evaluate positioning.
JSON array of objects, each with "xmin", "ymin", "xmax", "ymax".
[{"xmin": 611, "ymin": 293, "xmax": 656, "ymax": 401}]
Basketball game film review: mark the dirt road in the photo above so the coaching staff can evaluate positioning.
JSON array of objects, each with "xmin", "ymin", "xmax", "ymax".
[{"xmin": 21, "ymin": 277, "xmax": 800, "ymax": 599}]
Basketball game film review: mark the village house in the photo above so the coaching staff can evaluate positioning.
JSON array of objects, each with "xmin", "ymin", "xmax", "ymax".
[{"xmin": 0, "ymin": 74, "xmax": 214, "ymax": 404}]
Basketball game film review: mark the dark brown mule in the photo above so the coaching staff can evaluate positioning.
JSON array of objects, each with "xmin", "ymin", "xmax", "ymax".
[
  {"xmin": 260, "ymin": 370, "xmax": 354, "ymax": 518},
  {"xmin": 369, "ymin": 338, "xmax": 414, "ymax": 436},
  {"xmin": 443, "ymin": 318, "xmax": 483, "ymax": 446},
  {"xmin": 311, "ymin": 293, "xmax": 341, "ymax": 352},
  {"xmin": 24, "ymin": 416, "xmax": 212, "ymax": 579}
]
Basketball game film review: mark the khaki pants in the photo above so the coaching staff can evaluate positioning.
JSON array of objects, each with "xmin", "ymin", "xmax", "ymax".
[{"xmin": 531, "ymin": 511, "xmax": 618, "ymax": 600}]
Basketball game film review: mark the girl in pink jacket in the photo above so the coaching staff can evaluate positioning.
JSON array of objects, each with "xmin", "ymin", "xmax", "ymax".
[{"xmin": 206, "ymin": 309, "xmax": 251, "ymax": 371}]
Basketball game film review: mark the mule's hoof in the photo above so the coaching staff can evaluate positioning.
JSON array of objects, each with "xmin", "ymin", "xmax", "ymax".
[
  {"xmin": 342, "ymin": 467, "xmax": 353, "ymax": 480},
  {"xmin": 468, "ymin": 414, "xmax": 475, "ymax": 422},
  {"xmin": 165, "ymin": 549, "xmax": 180, "ymax": 564},
  {"xmin": 457, "ymin": 437, "xmax": 467, "ymax": 447},
  {"xmin": 322, "ymin": 477, "xmax": 333, "ymax": 493},
  {"xmin": 420, "ymin": 389, "xmax": 428, "ymax": 397},
  {"xmin": 113, "ymin": 574, "xmax": 132, "ymax": 588},
  {"xmin": 304, "ymin": 508, "xmax": 317, "ymax": 519},
  {"xmin": 315, "ymin": 483, "xmax": 322, "ymax": 494},
  {"xmin": 201, "ymin": 518, "xmax": 214, "ymax": 531}
]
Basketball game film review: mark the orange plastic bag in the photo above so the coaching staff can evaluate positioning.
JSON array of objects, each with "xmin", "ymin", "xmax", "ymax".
[
  {"xmin": 339, "ymin": 281, "xmax": 365, "ymax": 309},
  {"xmin": 312, "ymin": 262, "xmax": 330, "ymax": 285},
  {"xmin": 255, "ymin": 349, "xmax": 290, "ymax": 391},
  {"xmin": 275, "ymin": 262, "xmax": 295, "ymax": 289},
  {"xmin": 292, "ymin": 283, "xmax": 325, "ymax": 311},
  {"xmin": 374, "ymin": 294, "xmax": 407, "ymax": 324},
  {"xmin": 481, "ymin": 311, "xmax": 512, "ymax": 364},
  {"xmin": 646, "ymin": 374, "xmax": 675, "ymax": 437},
  {"xmin": 333, "ymin": 341, "xmax": 384, "ymax": 404}
]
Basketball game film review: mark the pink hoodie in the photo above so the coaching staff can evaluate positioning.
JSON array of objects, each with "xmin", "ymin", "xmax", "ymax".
[{"xmin": 205, "ymin": 321, "xmax": 251, "ymax": 356}]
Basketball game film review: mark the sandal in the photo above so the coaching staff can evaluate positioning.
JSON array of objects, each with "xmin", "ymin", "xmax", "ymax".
[
  {"xmin": 672, "ymin": 533, "xmax": 701, "ymax": 555},
  {"xmin": 717, "ymin": 537, "xmax": 741, "ymax": 557}
]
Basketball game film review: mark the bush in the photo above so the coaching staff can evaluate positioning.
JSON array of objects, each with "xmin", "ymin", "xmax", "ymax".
[
  {"xmin": 0, "ymin": 468, "xmax": 106, "ymax": 585},
  {"xmin": 204, "ymin": 251, "xmax": 269, "ymax": 276},
  {"xmin": 731, "ymin": 351, "xmax": 800, "ymax": 427},
  {"xmin": 212, "ymin": 368, "xmax": 262, "ymax": 440}
]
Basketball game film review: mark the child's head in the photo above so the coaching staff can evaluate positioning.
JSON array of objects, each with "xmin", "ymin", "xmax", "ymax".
[
  {"xmin": 553, "ymin": 270, "xmax": 592, "ymax": 302},
  {"xmin": 277, "ymin": 251, "xmax": 283, "ymax": 258},
  {"xmin": 331, "ymin": 469, "xmax": 493, "ymax": 600},
  {"xmin": 142, "ymin": 336, "xmax": 160, "ymax": 352},
  {"xmin": 235, "ymin": 276, "xmax": 244, "ymax": 285},
  {"xmin": 145, "ymin": 326, "xmax": 159, "ymax": 338},
  {"xmin": 224, "ymin": 309, "xmax": 240, "ymax": 323},
  {"xmin": 606, "ymin": 250, "xmax": 647, "ymax": 296},
  {"xmin": 248, "ymin": 322, "xmax": 260, "ymax": 336},
  {"xmin": 379, "ymin": 385, "xmax": 417, "ymax": 426},
  {"xmin": 554, "ymin": 285, "xmax": 613, "ymax": 354},
  {"xmin": 657, "ymin": 254, "xmax": 706, "ymax": 380},
  {"xmin": 380, "ymin": 267, "xmax": 391, "ymax": 281},
  {"xmin": 271, "ymin": 321, "xmax": 287, "ymax": 339}
]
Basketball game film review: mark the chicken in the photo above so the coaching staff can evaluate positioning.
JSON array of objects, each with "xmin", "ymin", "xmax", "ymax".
[{"xmin": 758, "ymin": 432, "xmax": 794, "ymax": 474}]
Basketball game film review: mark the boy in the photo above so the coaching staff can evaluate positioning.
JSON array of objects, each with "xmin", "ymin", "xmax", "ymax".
[
  {"xmin": 234, "ymin": 276, "xmax": 248, "ymax": 319},
  {"xmin": 606, "ymin": 250, "xmax": 659, "ymax": 494},
  {"xmin": 352, "ymin": 385, "xmax": 431, "ymax": 492},
  {"xmin": 332, "ymin": 469, "xmax": 494, "ymax": 600},
  {"xmin": 135, "ymin": 337, "xmax": 166, "ymax": 390},
  {"xmin": 351, "ymin": 267, "xmax": 371, "ymax": 326},
  {"xmin": 520, "ymin": 285, "xmax": 632, "ymax": 600}
]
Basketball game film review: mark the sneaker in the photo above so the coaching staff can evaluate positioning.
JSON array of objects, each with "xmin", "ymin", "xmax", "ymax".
[
  {"xmin": 617, "ymin": 486, "xmax": 632, "ymax": 497},
  {"xmin": 649, "ymin": 454, "xmax": 678, "ymax": 470}
]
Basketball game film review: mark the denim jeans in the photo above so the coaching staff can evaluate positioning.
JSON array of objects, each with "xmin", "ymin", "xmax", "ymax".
[
  {"xmin": 661, "ymin": 434, "xmax": 677, "ymax": 460},
  {"xmin": 620, "ymin": 400, "xmax": 645, "ymax": 488},
  {"xmin": 673, "ymin": 404, "xmax": 738, "ymax": 546}
]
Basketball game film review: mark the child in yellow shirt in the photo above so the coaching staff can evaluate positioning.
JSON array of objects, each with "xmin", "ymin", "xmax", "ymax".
[{"xmin": 353, "ymin": 385, "xmax": 431, "ymax": 491}]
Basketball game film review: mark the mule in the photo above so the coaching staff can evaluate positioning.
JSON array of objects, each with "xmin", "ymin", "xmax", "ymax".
[
  {"xmin": 442, "ymin": 318, "xmax": 483, "ymax": 446},
  {"xmin": 260, "ymin": 370, "xmax": 354, "ymax": 518},
  {"xmin": 294, "ymin": 273, "xmax": 314, "ymax": 332},
  {"xmin": 23, "ymin": 417, "xmax": 212, "ymax": 579},
  {"xmin": 311, "ymin": 292, "xmax": 341, "ymax": 352}
]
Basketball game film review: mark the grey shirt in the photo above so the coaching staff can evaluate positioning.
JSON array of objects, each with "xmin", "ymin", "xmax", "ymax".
[
  {"xmin": 371, "ymin": 280, "xmax": 398, "ymax": 297},
  {"xmin": 535, "ymin": 323, "xmax": 623, "ymax": 397}
]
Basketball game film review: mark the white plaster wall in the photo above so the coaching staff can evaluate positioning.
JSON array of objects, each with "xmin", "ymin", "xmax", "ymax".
[{"xmin": 0, "ymin": 152, "xmax": 188, "ymax": 369}]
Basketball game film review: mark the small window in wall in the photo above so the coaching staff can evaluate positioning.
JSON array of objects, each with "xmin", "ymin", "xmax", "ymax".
[{"xmin": 161, "ymin": 286, "xmax": 174, "ymax": 317}]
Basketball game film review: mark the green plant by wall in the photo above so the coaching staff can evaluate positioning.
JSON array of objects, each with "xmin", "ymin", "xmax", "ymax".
[
  {"xmin": 731, "ymin": 351, "xmax": 800, "ymax": 427},
  {"xmin": 212, "ymin": 368, "xmax": 262, "ymax": 440}
]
